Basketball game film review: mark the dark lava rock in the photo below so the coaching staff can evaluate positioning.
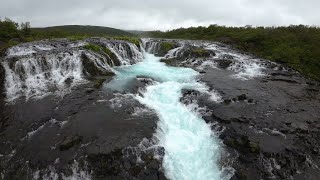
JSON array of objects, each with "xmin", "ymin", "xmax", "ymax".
[
  {"xmin": 224, "ymin": 99, "xmax": 232, "ymax": 104},
  {"xmin": 268, "ymin": 76, "xmax": 299, "ymax": 83},
  {"xmin": 87, "ymin": 148, "xmax": 166, "ymax": 179},
  {"xmin": 81, "ymin": 53, "xmax": 115, "ymax": 77},
  {"xmin": 160, "ymin": 57, "xmax": 180, "ymax": 67},
  {"xmin": 93, "ymin": 77, "xmax": 107, "ymax": 89},
  {"xmin": 130, "ymin": 76, "xmax": 155, "ymax": 93},
  {"xmin": 237, "ymin": 94, "xmax": 247, "ymax": 101},
  {"xmin": 59, "ymin": 135, "xmax": 83, "ymax": 151},
  {"xmin": 64, "ymin": 76, "xmax": 74, "ymax": 86},
  {"xmin": 221, "ymin": 54, "xmax": 234, "ymax": 60},
  {"xmin": 0, "ymin": 63, "xmax": 5, "ymax": 99},
  {"xmin": 85, "ymin": 88, "xmax": 95, "ymax": 94},
  {"xmin": 215, "ymin": 59, "xmax": 234, "ymax": 69}
]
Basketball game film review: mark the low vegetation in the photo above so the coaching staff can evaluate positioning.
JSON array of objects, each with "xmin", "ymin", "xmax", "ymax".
[{"xmin": 147, "ymin": 25, "xmax": 320, "ymax": 80}]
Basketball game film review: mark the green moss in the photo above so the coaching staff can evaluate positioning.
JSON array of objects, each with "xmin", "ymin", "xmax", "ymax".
[
  {"xmin": 83, "ymin": 43, "xmax": 114, "ymax": 57},
  {"xmin": 94, "ymin": 78, "xmax": 107, "ymax": 89},
  {"xmin": 83, "ymin": 43, "xmax": 101, "ymax": 53},
  {"xmin": 83, "ymin": 43, "xmax": 120, "ymax": 66},
  {"xmin": 249, "ymin": 142, "xmax": 260, "ymax": 153},
  {"xmin": 191, "ymin": 48, "xmax": 212, "ymax": 57},
  {"xmin": 102, "ymin": 46, "xmax": 114, "ymax": 57}
]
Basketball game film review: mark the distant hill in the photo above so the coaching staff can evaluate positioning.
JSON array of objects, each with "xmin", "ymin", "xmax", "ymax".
[
  {"xmin": 126, "ymin": 30, "xmax": 148, "ymax": 35},
  {"xmin": 32, "ymin": 25, "xmax": 135, "ymax": 37}
]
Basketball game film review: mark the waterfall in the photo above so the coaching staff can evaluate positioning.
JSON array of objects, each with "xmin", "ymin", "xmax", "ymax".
[
  {"xmin": 105, "ymin": 41, "xmax": 143, "ymax": 65},
  {"xmin": 1, "ymin": 39, "xmax": 144, "ymax": 102},
  {"xmin": 164, "ymin": 46, "xmax": 185, "ymax": 58},
  {"xmin": 145, "ymin": 41, "xmax": 161, "ymax": 54},
  {"xmin": 3, "ymin": 51, "xmax": 86, "ymax": 101}
]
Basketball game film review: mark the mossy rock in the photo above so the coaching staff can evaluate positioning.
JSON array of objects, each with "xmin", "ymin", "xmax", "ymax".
[
  {"xmin": 83, "ymin": 43, "xmax": 120, "ymax": 66},
  {"xmin": 224, "ymin": 135, "xmax": 260, "ymax": 154},
  {"xmin": 183, "ymin": 47, "xmax": 214, "ymax": 58},
  {"xmin": 84, "ymin": 43, "xmax": 101, "ymax": 53},
  {"xmin": 160, "ymin": 58, "xmax": 180, "ymax": 67},
  {"xmin": 87, "ymin": 150, "xmax": 124, "ymax": 177},
  {"xmin": 59, "ymin": 135, "xmax": 83, "ymax": 151},
  {"xmin": 93, "ymin": 77, "xmax": 109, "ymax": 89},
  {"xmin": 81, "ymin": 53, "xmax": 115, "ymax": 77},
  {"xmin": 155, "ymin": 42, "xmax": 178, "ymax": 56}
]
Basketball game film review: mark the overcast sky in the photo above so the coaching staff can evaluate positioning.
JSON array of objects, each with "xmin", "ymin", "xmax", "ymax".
[{"xmin": 1, "ymin": 0, "xmax": 319, "ymax": 31}]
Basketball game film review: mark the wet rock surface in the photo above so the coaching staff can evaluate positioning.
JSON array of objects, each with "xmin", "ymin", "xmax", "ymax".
[
  {"xmin": 0, "ymin": 82, "xmax": 163, "ymax": 179},
  {"xmin": 1, "ymin": 38, "xmax": 320, "ymax": 179}
]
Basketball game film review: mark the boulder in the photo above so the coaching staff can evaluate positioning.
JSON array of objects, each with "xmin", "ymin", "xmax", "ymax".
[
  {"xmin": 81, "ymin": 53, "xmax": 115, "ymax": 77},
  {"xmin": 215, "ymin": 59, "xmax": 234, "ymax": 68},
  {"xmin": 182, "ymin": 47, "xmax": 215, "ymax": 58},
  {"xmin": 156, "ymin": 42, "xmax": 179, "ymax": 56},
  {"xmin": 59, "ymin": 135, "xmax": 83, "ymax": 151}
]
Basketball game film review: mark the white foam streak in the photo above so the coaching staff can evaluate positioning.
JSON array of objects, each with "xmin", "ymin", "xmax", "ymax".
[
  {"xmin": 136, "ymin": 82, "xmax": 222, "ymax": 180},
  {"xmin": 33, "ymin": 160, "xmax": 91, "ymax": 180},
  {"xmin": 107, "ymin": 53, "xmax": 225, "ymax": 180},
  {"xmin": 106, "ymin": 42, "xmax": 143, "ymax": 65}
]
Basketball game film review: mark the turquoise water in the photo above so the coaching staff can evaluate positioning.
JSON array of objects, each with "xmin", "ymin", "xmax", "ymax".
[{"xmin": 106, "ymin": 53, "xmax": 223, "ymax": 180}]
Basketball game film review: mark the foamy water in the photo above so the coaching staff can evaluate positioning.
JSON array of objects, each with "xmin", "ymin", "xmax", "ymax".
[{"xmin": 106, "ymin": 53, "xmax": 224, "ymax": 180}]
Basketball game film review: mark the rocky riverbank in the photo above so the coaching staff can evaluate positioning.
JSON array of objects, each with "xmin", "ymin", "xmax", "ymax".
[{"xmin": 153, "ymin": 38, "xmax": 320, "ymax": 180}]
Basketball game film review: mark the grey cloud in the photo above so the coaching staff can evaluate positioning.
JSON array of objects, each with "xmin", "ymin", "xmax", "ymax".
[{"xmin": 1, "ymin": 0, "xmax": 319, "ymax": 30}]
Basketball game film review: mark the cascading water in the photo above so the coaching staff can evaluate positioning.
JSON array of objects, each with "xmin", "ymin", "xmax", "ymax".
[
  {"xmin": 106, "ymin": 52, "xmax": 225, "ymax": 180},
  {"xmin": 1, "ymin": 39, "xmax": 143, "ymax": 102},
  {"xmin": 3, "ymin": 51, "xmax": 85, "ymax": 101},
  {"xmin": 105, "ymin": 42, "xmax": 143, "ymax": 65}
]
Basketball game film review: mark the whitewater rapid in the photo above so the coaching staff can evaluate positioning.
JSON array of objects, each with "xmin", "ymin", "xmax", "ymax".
[{"xmin": 106, "ymin": 53, "xmax": 223, "ymax": 180}]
